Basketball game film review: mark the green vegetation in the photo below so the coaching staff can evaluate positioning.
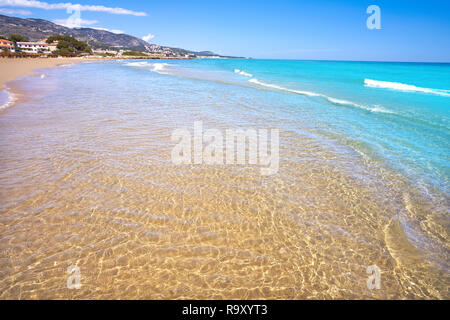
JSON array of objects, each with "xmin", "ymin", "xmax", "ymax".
[
  {"xmin": 94, "ymin": 52, "xmax": 117, "ymax": 57},
  {"xmin": 46, "ymin": 35, "xmax": 92, "ymax": 56},
  {"xmin": 9, "ymin": 34, "xmax": 29, "ymax": 44},
  {"xmin": 122, "ymin": 51, "xmax": 147, "ymax": 57},
  {"xmin": 4, "ymin": 34, "xmax": 29, "ymax": 50}
]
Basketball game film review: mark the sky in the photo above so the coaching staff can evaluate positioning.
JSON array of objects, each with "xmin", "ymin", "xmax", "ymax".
[{"xmin": 0, "ymin": 0, "xmax": 449, "ymax": 62}]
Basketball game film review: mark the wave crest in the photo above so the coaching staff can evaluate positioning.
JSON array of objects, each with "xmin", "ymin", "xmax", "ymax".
[
  {"xmin": 234, "ymin": 69, "xmax": 253, "ymax": 77},
  {"xmin": 125, "ymin": 62, "xmax": 171, "ymax": 74},
  {"xmin": 0, "ymin": 89, "xmax": 17, "ymax": 111},
  {"xmin": 364, "ymin": 79, "xmax": 450, "ymax": 97},
  {"xmin": 249, "ymin": 79, "xmax": 394, "ymax": 114}
]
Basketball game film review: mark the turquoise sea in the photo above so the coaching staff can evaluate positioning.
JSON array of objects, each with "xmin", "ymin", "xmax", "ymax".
[{"xmin": 124, "ymin": 59, "xmax": 450, "ymax": 194}]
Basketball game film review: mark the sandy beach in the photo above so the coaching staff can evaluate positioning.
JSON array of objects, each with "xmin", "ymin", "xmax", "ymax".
[{"xmin": 0, "ymin": 58, "xmax": 82, "ymax": 90}]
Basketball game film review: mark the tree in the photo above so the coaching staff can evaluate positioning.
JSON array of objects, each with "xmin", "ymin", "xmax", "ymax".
[
  {"xmin": 53, "ymin": 48, "xmax": 73, "ymax": 56},
  {"xmin": 122, "ymin": 51, "xmax": 147, "ymax": 57},
  {"xmin": 46, "ymin": 35, "xmax": 92, "ymax": 55},
  {"xmin": 9, "ymin": 34, "xmax": 29, "ymax": 44},
  {"xmin": 57, "ymin": 40, "xmax": 71, "ymax": 50}
]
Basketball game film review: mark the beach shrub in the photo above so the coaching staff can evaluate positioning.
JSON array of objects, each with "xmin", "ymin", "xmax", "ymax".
[
  {"xmin": 122, "ymin": 51, "xmax": 147, "ymax": 57},
  {"xmin": 53, "ymin": 47, "xmax": 75, "ymax": 56},
  {"xmin": 46, "ymin": 35, "xmax": 92, "ymax": 55},
  {"xmin": 8, "ymin": 34, "xmax": 29, "ymax": 50},
  {"xmin": 9, "ymin": 34, "xmax": 29, "ymax": 44}
]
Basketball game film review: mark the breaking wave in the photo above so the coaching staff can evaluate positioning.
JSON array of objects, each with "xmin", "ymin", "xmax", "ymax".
[
  {"xmin": 125, "ymin": 62, "xmax": 171, "ymax": 75},
  {"xmin": 0, "ymin": 89, "xmax": 17, "ymax": 111},
  {"xmin": 234, "ymin": 69, "xmax": 253, "ymax": 77},
  {"xmin": 249, "ymin": 78, "xmax": 394, "ymax": 114},
  {"xmin": 364, "ymin": 79, "xmax": 450, "ymax": 97}
]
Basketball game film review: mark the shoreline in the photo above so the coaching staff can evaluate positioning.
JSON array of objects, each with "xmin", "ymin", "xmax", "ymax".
[
  {"xmin": 0, "ymin": 55, "xmax": 204, "ymax": 94},
  {"xmin": 0, "ymin": 57, "xmax": 85, "ymax": 91},
  {"xmin": 0, "ymin": 56, "xmax": 202, "ymax": 109}
]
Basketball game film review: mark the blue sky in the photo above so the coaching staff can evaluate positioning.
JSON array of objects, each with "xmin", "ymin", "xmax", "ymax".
[{"xmin": 0, "ymin": 0, "xmax": 449, "ymax": 62}]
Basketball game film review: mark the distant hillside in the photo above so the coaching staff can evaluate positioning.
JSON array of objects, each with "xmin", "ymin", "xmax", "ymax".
[{"xmin": 0, "ymin": 14, "xmax": 227, "ymax": 57}]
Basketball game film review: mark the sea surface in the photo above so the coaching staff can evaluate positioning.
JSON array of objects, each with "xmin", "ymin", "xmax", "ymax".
[{"xmin": 0, "ymin": 59, "xmax": 448, "ymax": 299}]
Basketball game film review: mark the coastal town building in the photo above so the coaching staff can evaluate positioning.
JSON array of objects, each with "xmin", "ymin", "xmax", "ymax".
[
  {"xmin": 17, "ymin": 41, "xmax": 49, "ymax": 53},
  {"xmin": 0, "ymin": 39, "xmax": 14, "ymax": 52},
  {"xmin": 47, "ymin": 40, "xmax": 59, "ymax": 52},
  {"xmin": 93, "ymin": 49, "xmax": 119, "ymax": 56}
]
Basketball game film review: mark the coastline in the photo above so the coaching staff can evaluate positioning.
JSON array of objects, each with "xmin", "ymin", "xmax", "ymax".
[
  {"xmin": 0, "ymin": 57, "xmax": 84, "ymax": 91},
  {"xmin": 0, "ymin": 55, "xmax": 215, "ymax": 92},
  {"xmin": 0, "ymin": 56, "xmax": 200, "ymax": 110}
]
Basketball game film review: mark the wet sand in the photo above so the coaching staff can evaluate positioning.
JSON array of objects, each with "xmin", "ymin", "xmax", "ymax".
[{"xmin": 0, "ymin": 58, "xmax": 82, "ymax": 90}]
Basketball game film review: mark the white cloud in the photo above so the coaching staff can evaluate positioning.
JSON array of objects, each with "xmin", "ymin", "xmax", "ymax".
[
  {"xmin": 142, "ymin": 33, "xmax": 154, "ymax": 42},
  {"xmin": 54, "ymin": 17, "xmax": 98, "ymax": 28},
  {"xmin": 91, "ymin": 27, "xmax": 124, "ymax": 34},
  {"xmin": 0, "ymin": 0, "xmax": 147, "ymax": 16},
  {"xmin": 53, "ymin": 17, "xmax": 125, "ymax": 34},
  {"xmin": 0, "ymin": 7, "xmax": 31, "ymax": 15}
]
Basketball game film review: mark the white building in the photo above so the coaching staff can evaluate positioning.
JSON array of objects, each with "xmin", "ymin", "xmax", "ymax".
[
  {"xmin": 17, "ymin": 42, "xmax": 50, "ymax": 53},
  {"xmin": 93, "ymin": 49, "xmax": 119, "ymax": 56},
  {"xmin": 47, "ymin": 41, "xmax": 59, "ymax": 52},
  {"xmin": 0, "ymin": 39, "xmax": 14, "ymax": 52}
]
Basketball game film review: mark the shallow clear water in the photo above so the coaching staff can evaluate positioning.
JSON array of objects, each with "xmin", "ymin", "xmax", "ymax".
[
  {"xmin": 154, "ymin": 59, "xmax": 450, "ymax": 193},
  {"xmin": 0, "ymin": 60, "xmax": 448, "ymax": 299}
]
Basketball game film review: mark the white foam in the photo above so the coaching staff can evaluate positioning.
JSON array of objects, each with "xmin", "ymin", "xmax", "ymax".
[
  {"xmin": 326, "ymin": 97, "xmax": 357, "ymax": 106},
  {"xmin": 125, "ymin": 61, "xmax": 171, "ymax": 74},
  {"xmin": 324, "ymin": 97, "xmax": 392, "ymax": 113},
  {"xmin": 152, "ymin": 63, "xmax": 170, "ymax": 74},
  {"xmin": 370, "ymin": 106, "xmax": 395, "ymax": 114},
  {"xmin": 250, "ymin": 78, "xmax": 322, "ymax": 97},
  {"xmin": 0, "ymin": 89, "xmax": 17, "ymax": 111},
  {"xmin": 364, "ymin": 79, "xmax": 450, "ymax": 97},
  {"xmin": 249, "ymin": 78, "xmax": 394, "ymax": 114},
  {"xmin": 234, "ymin": 69, "xmax": 253, "ymax": 77},
  {"xmin": 125, "ymin": 61, "xmax": 151, "ymax": 67}
]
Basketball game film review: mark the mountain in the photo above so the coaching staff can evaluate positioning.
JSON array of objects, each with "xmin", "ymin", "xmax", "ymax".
[{"xmin": 0, "ymin": 14, "xmax": 225, "ymax": 57}]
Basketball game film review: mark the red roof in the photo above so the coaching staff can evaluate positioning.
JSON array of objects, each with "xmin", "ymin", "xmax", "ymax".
[
  {"xmin": 17, "ymin": 42, "xmax": 48, "ymax": 46},
  {"xmin": 0, "ymin": 40, "xmax": 13, "ymax": 45}
]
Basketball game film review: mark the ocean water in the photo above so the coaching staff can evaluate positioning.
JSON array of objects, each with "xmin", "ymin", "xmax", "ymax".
[
  {"xmin": 0, "ymin": 59, "xmax": 448, "ymax": 299},
  {"xmin": 152, "ymin": 59, "xmax": 450, "ymax": 192}
]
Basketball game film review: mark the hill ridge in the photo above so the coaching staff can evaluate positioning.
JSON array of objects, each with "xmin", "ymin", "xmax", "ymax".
[{"xmin": 0, "ymin": 14, "xmax": 224, "ymax": 57}]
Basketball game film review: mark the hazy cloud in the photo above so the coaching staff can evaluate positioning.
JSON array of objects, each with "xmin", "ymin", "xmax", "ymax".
[
  {"xmin": 0, "ymin": 7, "xmax": 31, "ymax": 15},
  {"xmin": 92, "ymin": 27, "xmax": 124, "ymax": 34},
  {"xmin": 54, "ymin": 17, "xmax": 98, "ymax": 28},
  {"xmin": 142, "ymin": 33, "xmax": 155, "ymax": 42},
  {"xmin": 0, "ymin": 0, "xmax": 147, "ymax": 16}
]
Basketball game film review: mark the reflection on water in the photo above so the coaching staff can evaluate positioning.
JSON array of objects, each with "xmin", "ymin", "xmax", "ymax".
[{"xmin": 0, "ymin": 62, "xmax": 448, "ymax": 299}]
